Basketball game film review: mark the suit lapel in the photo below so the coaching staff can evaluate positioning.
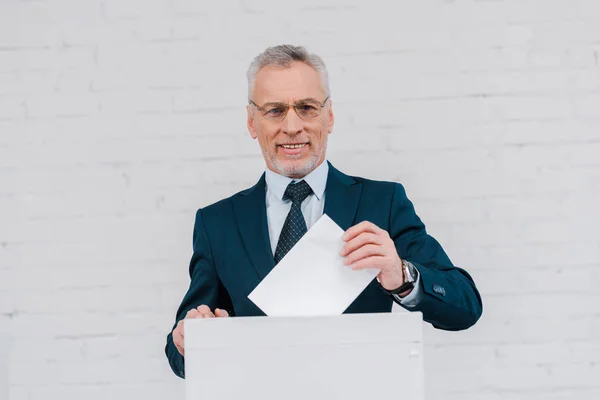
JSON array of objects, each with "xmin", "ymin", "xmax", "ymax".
[
  {"xmin": 231, "ymin": 174, "xmax": 276, "ymax": 280},
  {"xmin": 324, "ymin": 162, "xmax": 363, "ymax": 231}
]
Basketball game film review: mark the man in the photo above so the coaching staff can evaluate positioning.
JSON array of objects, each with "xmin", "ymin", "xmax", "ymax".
[{"xmin": 165, "ymin": 45, "xmax": 483, "ymax": 379}]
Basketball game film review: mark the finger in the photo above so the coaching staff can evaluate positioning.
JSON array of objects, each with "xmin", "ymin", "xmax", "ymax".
[
  {"xmin": 173, "ymin": 324, "xmax": 185, "ymax": 355},
  {"xmin": 173, "ymin": 334, "xmax": 183, "ymax": 350},
  {"xmin": 196, "ymin": 305, "xmax": 212, "ymax": 314},
  {"xmin": 345, "ymin": 244, "xmax": 384, "ymax": 266},
  {"xmin": 342, "ymin": 221, "xmax": 375, "ymax": 241},
  {"xmin": 176, "ymin": 320, "xmax": 185, "ymax": 337},
  {"xmin": 349, "ymin": 255, "xmax": 384, "ymax": 271},
  {"xmin": 175, "ymin": 341, "xmax": 185, "ymax": 356},
  {"xmin": 173, "ymin": 331, "xmax": 183, "ymax": 347},
  {"xmin": 342, "ymin": 221, "xmax": 384, "ymax": 242},
  {"xmin": 196, "ymin": 305, "xmax": 215, "ymax": 318},
  {"xmin": 340, "ymin": 232, "xmax": 381, "ymax": 257},
  {"xmin": 185, "ymin": 309, "xmax": 200, "ymax": 319},
  {"xmin": 215, "ymin": 308, "xmax": 229, "ymax": 318}
]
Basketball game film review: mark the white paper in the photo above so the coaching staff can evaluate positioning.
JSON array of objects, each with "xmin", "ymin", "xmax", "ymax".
[{"xmin": 248, "ymin": 214, "xmax": 380, "ymax": 317}]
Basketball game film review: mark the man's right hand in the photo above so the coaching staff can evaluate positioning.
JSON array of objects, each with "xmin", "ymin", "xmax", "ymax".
[{"xmin": 172, "ymin": 305, "xmax": 230, "ymax": 356}]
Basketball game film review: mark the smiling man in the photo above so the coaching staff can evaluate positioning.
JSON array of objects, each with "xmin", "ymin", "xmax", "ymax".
[{"xmin": 165, "ymin": 45, "xmax": 483, "ymax": 379}]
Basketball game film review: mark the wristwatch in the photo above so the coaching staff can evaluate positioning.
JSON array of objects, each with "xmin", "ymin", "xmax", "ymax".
[{"xmin": 383, "ymin": 259, "xmax": 417, "ymax": 297}]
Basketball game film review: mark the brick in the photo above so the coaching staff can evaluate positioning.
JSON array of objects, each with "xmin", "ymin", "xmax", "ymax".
[
  {"xmin": 486, "ymin": 242, "xmax": 600, "ymax": 269},
  {"xmin": 82, "ymin": 333, "xmax": 167, "ymax": 358},
  {"xmin": 172, "ymin": 0, "xmax": 244, "ymax": 16},
  {"xmin": 0, "ymin": 96, "xmax": 26, "ymax": 120},
  {"xmin": 97, "ymin": 91, "xmax": 172, "ymax": 115},
  {"xmin": 60, "ymin": 20, "xmax": 134, "ymax": 46},
  {"xmin": 476, "ymin": 120, "xmax": 600, "ymax": 145},
  {"xmin": 484, "ymin": 95, "xmax": 573, "ymax": 121},
  {"xmin": 102, "ymin": 0, "xmax": 171, "ymax": 20},
  {"xmin": 574, "ymin": 94, "xmax": 600, "ymax": 118},
  {"xmin": 506, "ymin": 0, "xmax": 600, "ymax": 23},
  {"xmin": 0, "ymin": 7, "xmax": 60, "ymax": 48},
  {"xmin": 0, "ymin": 70, "xmax": 59, "ymax": 96},
  {"xmin": 0, "ymin": 291, "xmax": 13, "ymax": 314},
  {"xmin": 457, "ymin": 70, "xmax": 577, "ymax": 96},
  {"xmin": 10, "ymin": 356, "xmax": 166, "ymax": 385},
  {"xmin": 13, "ymin": 286, "xmax": 166, "ymax": 314},
  {"xmin": 482, "ymin": 292, "xmax": 600, "ymax": 319},
  {"xmin": 10, "ymin": 310, "xmax": 172, "ymax": 339},
  {"xmin": 452, "ymin": 24, "xmax": 534, "ymax": 49},
  {"xmin": 0, "ymin": 315, "xmax": 11, "ymax": 335},
  {"xmin": 25, "ymin": 94, "xmax": 99, "ymax": 118},
  {"xmin": 9, "ymin": 382, "xmax": 183, "ymax": 400},
  {"xmin": 9, "ymin": 337, "xmax": 84, "ymax": 362},
  {"xmin": 0, "ymin": 47, "xmax": 95, "ymax": 73}
]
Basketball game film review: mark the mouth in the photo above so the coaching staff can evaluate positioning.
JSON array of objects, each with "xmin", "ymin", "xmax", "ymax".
[{"xmin": 278, "ymin": 142, "xmax": 309, "ymax": 156}]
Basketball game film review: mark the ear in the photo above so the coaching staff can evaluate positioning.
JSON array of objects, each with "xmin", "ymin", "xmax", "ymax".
[
  {"xmin": 247, "ymin": 105, "xmax": 258, "ymax": 139},
  {"xmin": 327, "ymin": 99, "xmax": 334, "ymax": 134}
]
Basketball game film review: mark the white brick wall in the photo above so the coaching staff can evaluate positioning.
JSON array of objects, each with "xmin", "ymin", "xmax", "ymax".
[{"xmin": 2, "ymin": 0, "xmax": 600, "ymax": 399}]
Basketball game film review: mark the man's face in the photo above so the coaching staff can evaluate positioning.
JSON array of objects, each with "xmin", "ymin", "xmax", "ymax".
[{"xmin": 247, "ymin": 62, "xmax": 334, "ymax": 179}]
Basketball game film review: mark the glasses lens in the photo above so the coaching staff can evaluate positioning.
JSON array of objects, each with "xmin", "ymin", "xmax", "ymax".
[
  {"xmin": 295, "ymin": 101, "xmax": 321, "ymax": 118},
  {"xmin": 262, "ymin": 104, "xmax": 288, "ymax": 120}
]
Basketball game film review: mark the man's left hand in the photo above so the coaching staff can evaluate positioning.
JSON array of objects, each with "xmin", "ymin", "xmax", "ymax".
[{"xmin": 340, "ymin": 221, "xmax": 406, "ymax": 292}]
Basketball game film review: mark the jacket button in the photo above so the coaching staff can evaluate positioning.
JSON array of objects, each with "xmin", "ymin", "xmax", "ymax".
[{"xmin": 433, "ymin": 285, "xmax": 446, "ymax": 296}]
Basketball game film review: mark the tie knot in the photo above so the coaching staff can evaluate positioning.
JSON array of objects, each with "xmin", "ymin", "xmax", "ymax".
[{"xmin": 283, "ymin": 180, "xmax": 313, "ymax": 204}]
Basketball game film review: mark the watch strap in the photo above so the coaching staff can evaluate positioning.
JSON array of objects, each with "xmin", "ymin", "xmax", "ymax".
[{"xmin": 382, "ymin": 260, "xmax": 415, "ymax": 296}]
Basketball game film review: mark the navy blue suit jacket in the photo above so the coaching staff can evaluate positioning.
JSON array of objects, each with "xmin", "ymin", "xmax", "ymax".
[{"xmin": 165, "ymin": 163, "xmax": 483, "ymax": 378}]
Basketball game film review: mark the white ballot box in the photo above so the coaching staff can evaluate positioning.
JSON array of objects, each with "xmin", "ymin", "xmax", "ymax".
[{"xmin": 185, "ymin": 312, "xmax": 424, "ymax": 400}]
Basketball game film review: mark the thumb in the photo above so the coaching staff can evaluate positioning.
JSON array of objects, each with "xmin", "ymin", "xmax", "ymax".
[{"xmin": 215, "ymin": 308, "xmax": 230, "ymax": 318}]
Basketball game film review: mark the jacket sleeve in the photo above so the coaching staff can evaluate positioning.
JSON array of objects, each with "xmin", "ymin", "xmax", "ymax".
[
  {"xmin": 165, "ymin": 208, "xmax": 234, "ymax": 379},
  {"xmin": 389, "ymin": 183, "xmax": 483, "ymax": 330}
]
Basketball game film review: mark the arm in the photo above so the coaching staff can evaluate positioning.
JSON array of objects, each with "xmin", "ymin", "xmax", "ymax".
[
  {"xmin": 165, "ymin": 208, "xmax": 234, "ymax": 379},
  {"xmin": 389, "ymin": 183, "xmax": 483, "ymax": 330}
]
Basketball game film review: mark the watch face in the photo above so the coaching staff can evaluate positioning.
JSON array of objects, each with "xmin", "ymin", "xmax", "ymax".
[{"xmin": 405, "ymin": 262, "xmax": 417, "ymax": 282}]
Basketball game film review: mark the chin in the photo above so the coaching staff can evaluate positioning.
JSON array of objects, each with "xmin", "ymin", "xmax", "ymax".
[{"xmin": 273, "ymin": 157, "xmax": 319, "ymax": 178}]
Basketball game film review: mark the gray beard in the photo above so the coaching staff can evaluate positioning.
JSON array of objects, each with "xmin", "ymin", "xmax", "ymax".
[{"xmin": 264, "ymin": 147, "xmax": 325, "ymax": 179}]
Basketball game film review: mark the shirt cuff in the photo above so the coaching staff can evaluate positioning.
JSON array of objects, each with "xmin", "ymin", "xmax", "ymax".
[{"xmin": 392, "ymin": 262, "xmax": 422, "ymax": 308}]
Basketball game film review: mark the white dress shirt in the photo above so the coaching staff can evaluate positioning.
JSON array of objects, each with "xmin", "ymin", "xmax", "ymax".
[{"xmin": 264, "ymin": 160, "xmax": 422, "ymax": 307}]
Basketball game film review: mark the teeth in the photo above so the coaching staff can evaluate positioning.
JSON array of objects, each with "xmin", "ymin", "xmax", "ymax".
[{"xmin": 282, "ymin": 144, "xmax": 306, "ymax": 149}]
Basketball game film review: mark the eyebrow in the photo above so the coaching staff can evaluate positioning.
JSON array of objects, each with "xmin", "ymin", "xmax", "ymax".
[{"xmin": 262, "ymin": 97, "xmax": 320, "ymax": 106}]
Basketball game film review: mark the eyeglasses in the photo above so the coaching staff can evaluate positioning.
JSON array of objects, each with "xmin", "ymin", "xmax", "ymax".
[{"xmin": 249, "ymin": 96, "xmax": 330, "ymax": 122}]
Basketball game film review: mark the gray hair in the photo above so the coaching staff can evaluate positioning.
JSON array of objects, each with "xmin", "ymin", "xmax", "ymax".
[{"xmin": 246, "ymin": 44, "xmax": 330, "ymax": 101}]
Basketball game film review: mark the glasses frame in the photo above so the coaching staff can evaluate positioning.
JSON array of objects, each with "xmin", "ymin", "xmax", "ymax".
[{"xmin": 249, "ymin": 96, "xmax": 330, "ymax": 121}]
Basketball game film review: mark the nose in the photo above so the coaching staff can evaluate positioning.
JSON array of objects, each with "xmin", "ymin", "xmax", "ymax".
[{"xmin": 281, "ymin": 107, "xmax": 303, "ymax": 135}]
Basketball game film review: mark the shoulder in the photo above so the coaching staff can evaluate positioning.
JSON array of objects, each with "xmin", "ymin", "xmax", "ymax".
[
  {"xmin": 336, "ymin": 169, "xmax": 408, "ymax": 200},
  {"xmin": 193, "ymin": 182, "xmax": 261, "ymax": 222},
  {"xmin": 194, "ymin": 190, "xmax": 241, "ymax": 218}
]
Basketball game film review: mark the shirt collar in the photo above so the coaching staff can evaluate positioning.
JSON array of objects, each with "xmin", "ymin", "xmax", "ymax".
[{"xmin": 265, "ymin": 160, "xmax": 329, "ymax": 202}]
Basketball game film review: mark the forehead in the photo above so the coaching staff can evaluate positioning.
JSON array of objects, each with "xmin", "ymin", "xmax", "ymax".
[{"xmin": 252, "ymin": 62, "xmax": 325, "ymax": 103}]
